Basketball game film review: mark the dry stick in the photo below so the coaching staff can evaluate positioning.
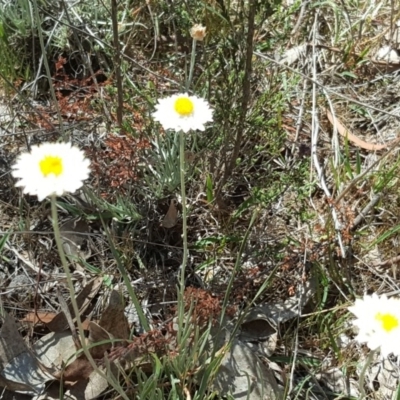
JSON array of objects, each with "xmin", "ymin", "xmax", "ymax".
[
  {"xmin": 290, "ymin": 0, "xmax": 310, "ymax": 41},
  {"xmin": 372, "ymin": 255, "xmax": 400, "ymax": 268},
  {"xmin": 351, "ymin": 194, "xmax": 381, "ymax": 231},
  {"xmin": 309, "ymin": 14, "xmax": 345, "ymax": 257},
  {"xmin": 359, "ymin": 348, "xmax": 377, "ymax": 399},
  {"xmin": 253, "ymin": 51, "xmax": 400, "ymax": 121},
  {"xmin": 31, "ymin": 0, "xmax": 65, "ymax": 139},
  {"xmin": 324, "ymin": 105, "xmax": 400, "ymax": 210},
  {"xmin": 334, "ymin": 139, "xmax": 400, "ymax": 207},
  {"xmin": 323, "ymin": 90, "xmax": 341, "ymax": 167},
  {"xmin": 58, "ymin": 0, "xmax": 112, "ymax": 123},
  {"xmin": 28, "ymin": 8, "xmax": 180, "ymax": 88},
  {"xmin": 111, "ymin": 0, "xmax": 124, "ymax": 128},
  {"xmin": 57, "ymin": 289, "xmax": 81, "ymax": 348},
  {"xmin": 220, "ymin": 0, "xmax": 256, "ymax": 188},
  {"xmin": 291, "ymin": 78, "xmax": 308, "ymax": 156}
]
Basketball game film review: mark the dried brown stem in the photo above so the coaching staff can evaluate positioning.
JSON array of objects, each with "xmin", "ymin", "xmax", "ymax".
[
  {"xmin": 221, "ymin": 0, "xmax": 256, "ymax": 186},
  {"xmin": 111, "ymin": 0, "xmax": 124, "ymax": 128}
]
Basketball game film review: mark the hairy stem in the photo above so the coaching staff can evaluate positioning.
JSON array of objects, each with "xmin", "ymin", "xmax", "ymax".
[
  {"xmin": 359, "ymin": 348, "xmax": 376, "ymax": 399},
  {"xmin": 51, "ymin": 196, "xmax": 129, "ymax": 400},
  {"xmin": 187, "ymin": 38, "xmax": 197, "ymax": 92},
  {"xmin": 179, "ymin": 130, "xmax": 188, "ymax": 287}
]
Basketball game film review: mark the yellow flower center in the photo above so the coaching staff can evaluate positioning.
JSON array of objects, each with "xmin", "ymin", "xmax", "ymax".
[
  {"xmin": 174, "ymin": 97, "xmax": 194, "ymax": 116},
  {"xmin": 375, "ymin": 312, "xmax": 399, "ymax": 332},
  {"xmin": 39, "ymin": 155, "xmax": 63, "ymax": 177}
]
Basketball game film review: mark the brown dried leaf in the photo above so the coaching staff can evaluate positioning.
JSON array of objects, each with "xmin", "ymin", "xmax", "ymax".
[
  {"xmin": 161, "ymin": 199, "xmax": 178, "ymax": 228},
  {"xmin": 325, "ymin": 108, "xmax": 400, "ymax": 151},
  {"xmin": 98, "ymin": 290, "xmax": 130, "ymax": 342},
  {"xmin": 88, "ymin": 322, "xmax": 113, "ymax": 359},
  {"xmin": 58, "ymin": 356, "xmax": 94, "ymax": 383},
  {"xmin": 46, "ymin": 277, "xmax": 103, "ymax": 332},
  {"xmin": 21, "ymin": 311, "xmax": 58, "ymax": 325},
  {"xmin": 22, "ymin": 312, "xmax": 92, "ymax": 331}
]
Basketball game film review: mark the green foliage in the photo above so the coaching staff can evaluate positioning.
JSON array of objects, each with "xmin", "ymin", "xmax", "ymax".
[{"xmin": 143, "ymin": 131, "xmax": 182, "ymax": 197}]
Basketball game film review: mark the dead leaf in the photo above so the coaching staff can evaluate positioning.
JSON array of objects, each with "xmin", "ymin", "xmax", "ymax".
[
  {"xmin": 21, "ymin": 311, "xmax": 58, "ymax": 325},
  {"xmin": 88, "ymin": 322, "xmax": 113, "ymax": 359},
  {"xmin": 315, "ymin": 367, "xmax": 359, "ymax": 398},
  {"xmin": 212, "ymin": 338, "xmax": 282, "ymax": 399},
  {"xmin": 98, "ymin": 290, "xmax": 130, "ymax": 342},
  {"xmin": 161, "ymin": 199, "xmax": 178, "ymax": 228},
  {"xmin": 22, "ymin": 312, "xmax": 92, "ymax": 330},
  {"xmin": 83, "ymin": 369, "xmax": 110, "ymax": 400},
  {"xmin": 260, "ymin": 274, "xmax": 316, "ymax": 324},
  {"xmin": 34, "ymin": 331, "xmax": 109, "ymax": 399},
  {"xmin": 50, "ymin": 366, "xmax": 110, "ymax": 400},
  {"xmin": 325, "ymin": 108, "xmax": 400, "ymax": 151},
  {"xmin": 368, "ymin": 358, "xmax": 398, "ymax": 400},
  {"xmin": 87, "ymin": 290, "xmax": 130, "ymax": 359},
  {"xmin": 384, "ymin": 20, "xmax": 400, "ymax": 43},
  {"xmin": 0, "ymin": 375, "xmax": 33, "ymax": 394},
  {"xmin": 58, "ymin": 356, "xmax": 94, "ymax": 383},
  {"xmin": 0, "ymin": 312, "xmax": 54, "ymax": 395},
  {"xmin": 34, "ymin": 331, "xmax": 77, "ymax": 372},
  {"xmin": 46, "ymin": 277, "xmax": 102, "ymax": 332},
  {"xmin": 239, "ymin": 309, "xmax": 276, "ymax": 341},
  {"xmin": 61, "ymin": 219, "xmax": 91, "ymax": 260},
  {"xmin": 0, "ymin": 386, "xmax": 32, "ymax": 400},
  {"xmin": 374, "ymin": 46, "xmax": 400, "ymax": 64},
  {"xmin": 184, "ymin": 150, "xmax": 196, "ymax": 163}
]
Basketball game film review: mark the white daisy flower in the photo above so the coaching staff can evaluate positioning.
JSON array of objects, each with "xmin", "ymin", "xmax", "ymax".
[
  {"xmin": 152, "ymin": 93, "xmax": 213, "ymax": 133},
  {"xmin": 349, "ymin": 293, "xmax": 400, "ymax": 357},
  {"xmin": 12, "ymin": 142, "xmax": 90, "ymax": 201}
]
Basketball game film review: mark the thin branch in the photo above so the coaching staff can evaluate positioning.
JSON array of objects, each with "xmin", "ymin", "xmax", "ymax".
[
  {"xmin": 221, "ymin": 0, "xmax": 256, "ymax": 185},
  {"xmin": 309, "ymin": 12, "xmax": 345, "ymax": 257},
  {"xmin": 111, "ymin": 0, "xmax": 124, "ymax": 128}
]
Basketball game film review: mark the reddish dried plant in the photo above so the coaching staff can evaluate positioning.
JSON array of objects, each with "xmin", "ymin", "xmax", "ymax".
[
  {"xmin": 53, "ymin": 56, "xmax": 110, "ymax": 121},
  {"xmin": 25, "ymin": 56, "xmax": 110, "ymax": 130},
  {"xmin": 107, "ymin": 327, "xmax": 173, "ymax": 366},
  {"xmin": 108, "ymin": 289, "xmax": 221, "ymax": 365},
  {"xmin": 182, "ymin": 287, "xmax": 222, "ymax": 328},
  {"xmin": 86, "ymin": 135, "xmax": 149, "ymax": 197}
]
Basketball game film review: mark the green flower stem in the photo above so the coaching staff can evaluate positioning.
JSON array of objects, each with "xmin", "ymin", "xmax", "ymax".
[
  {"xmin": 178, "ymin": 130, "xmax": 188, "ymax": 340},
  {"xmin": 359, "ymin": 348, "xmax": 377, "ymax": 399},
  {"xmin": 180, "ymin": 37, "xmax": 197, "ymax": 283},
  {"xmin": 179, "ymin": 130, "xmax": 188, "ymax": 285},
  {"xmin": 50, "ymin": 196, "xmax": 129, "ymax": 400},
  {"xmin": 179, "ymin": 36, "xmax": 196, "ymax": 342},
  {"xmin": 186, "ymin": 38, "xmax": 197, "ymax": 92}
]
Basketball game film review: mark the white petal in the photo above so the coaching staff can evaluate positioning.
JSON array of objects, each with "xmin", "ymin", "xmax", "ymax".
[
  {"xmin": 12, "ymin": 142, "xmax": 90, "ymax": 201},
  {"xmin": 152, "ymin": 93, "xmax": 213, "ymax": 132}
]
